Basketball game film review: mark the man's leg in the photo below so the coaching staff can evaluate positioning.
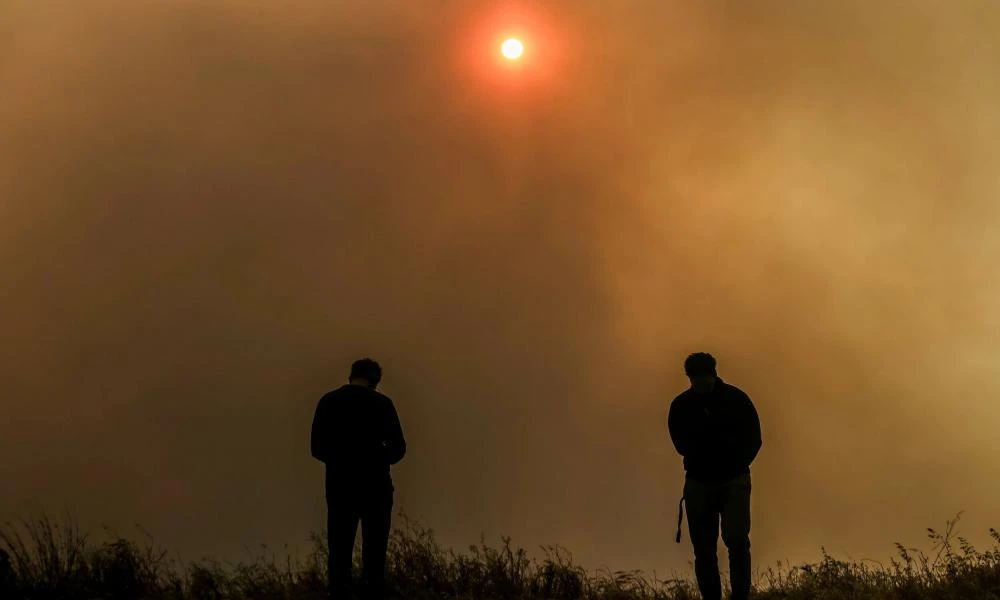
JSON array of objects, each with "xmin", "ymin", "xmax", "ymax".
[
  {"xmin": 360, "ymin": 488, "xmax": 393, "ymax": 600},
  {"xmin": 720, "ymin": 473, "xmax": 752, "ymax": 600},
  {"xmin": 328, "ymin": 498, "xmax": 360, "ymax": 600},
  {"xmin": 684, "ymin": 478, "xmax": 723, "ymax": 600}
]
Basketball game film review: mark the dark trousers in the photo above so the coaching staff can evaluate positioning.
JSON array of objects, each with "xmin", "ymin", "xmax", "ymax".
[
  {"xmin": 684, "ymin": 472, "xmax": 752, "ymax": 600},
  {"xmin": 327, "ymin": 488, "xmax": 393, "ymax": 600}
]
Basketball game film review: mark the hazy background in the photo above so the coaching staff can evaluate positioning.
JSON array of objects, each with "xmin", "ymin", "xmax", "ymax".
[{"xmin": 3, "ymin": 0, "xmax": 1000, "ymax": 575}]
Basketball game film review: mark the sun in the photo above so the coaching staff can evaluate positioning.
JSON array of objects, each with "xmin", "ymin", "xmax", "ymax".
[{"xmin": 500, "ymin": 37, "xmax": 524, "ymax": 60}]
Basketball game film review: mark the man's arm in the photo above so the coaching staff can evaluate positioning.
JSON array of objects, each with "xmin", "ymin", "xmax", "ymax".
[
  {"xmin": 310, "ymin": 395, "xmax": 330, "ymax": 463},
  {"xmin": 383, "ymin": 398, "xmax": 406, "ymax": 465},
  {"xmin": 667, "ymin": 399, "xmax": 692, "ymax": 457},
  {"xmin": 736, "ymin": 391, "xmax": 762, "ymax": 467}
]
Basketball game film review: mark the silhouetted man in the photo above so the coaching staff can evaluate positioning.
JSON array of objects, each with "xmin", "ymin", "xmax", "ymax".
[
  {"xmin": 311, "ymin": 358, "xmax": 406, "ymax": 600},
  {"xmin": 668, "ymin": 353, "xmax": 762, "ymax": 600}
]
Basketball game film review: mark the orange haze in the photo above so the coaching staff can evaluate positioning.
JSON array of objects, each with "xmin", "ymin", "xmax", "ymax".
[{"xmin": 2, "ymin": 0, "xmax": 1000, "ymax": 574}]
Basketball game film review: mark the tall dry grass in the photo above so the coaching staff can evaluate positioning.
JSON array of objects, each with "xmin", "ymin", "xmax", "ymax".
[{"xmin": 1, "ymin": 512, "xmax": 998, "ymax": 599}]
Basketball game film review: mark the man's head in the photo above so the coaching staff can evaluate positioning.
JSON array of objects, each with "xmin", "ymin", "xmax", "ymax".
[
  {"xmin": 684, "ymin": 352, "xmax": 717, "ymax": 395},
  {"xmin": 349, "ymin": 358, "xmax": 382, "ymax": 389}
]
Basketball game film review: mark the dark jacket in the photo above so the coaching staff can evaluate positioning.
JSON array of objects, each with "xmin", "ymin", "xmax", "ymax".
[
  {"xmin": 667, "ymin": 377, "xmax": 761, "ymax": 482},
  {"xmin": 311, "ymin": 384, "xmax": 406, "ymax": 494}
]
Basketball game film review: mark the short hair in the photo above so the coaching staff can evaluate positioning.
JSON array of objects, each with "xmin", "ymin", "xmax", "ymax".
[
  {"xmin": 349, "ymin": 358, "xmax": 382, "ymax": 386},
  {"xmin": 684, "ymin": 352, "xmax": 717, "ymax": 377}
]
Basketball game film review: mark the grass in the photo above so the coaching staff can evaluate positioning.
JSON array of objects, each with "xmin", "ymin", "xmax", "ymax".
[{"xmin": 1, "ymin": 513, "xmax": 999, "ymax": 599}]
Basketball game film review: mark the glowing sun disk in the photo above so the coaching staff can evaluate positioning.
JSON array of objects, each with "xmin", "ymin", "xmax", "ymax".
[{"xmin": 501, "ymin": 38, "xmax": 524, "ymax": 60}]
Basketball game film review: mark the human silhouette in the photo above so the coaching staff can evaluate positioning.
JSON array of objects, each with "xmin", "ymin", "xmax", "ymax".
[
  {"xmin": 311, "ymin": 358, "xmax": 406, "ymax": 600},
  {"xmin": 668, "ymin": 353, "xmax": 762, "ymax": 600}
]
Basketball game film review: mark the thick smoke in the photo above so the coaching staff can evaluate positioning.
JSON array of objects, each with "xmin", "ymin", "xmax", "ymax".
[{"xmin": 2, "ymin": 0, "xmax": 999, "ymax": 572}]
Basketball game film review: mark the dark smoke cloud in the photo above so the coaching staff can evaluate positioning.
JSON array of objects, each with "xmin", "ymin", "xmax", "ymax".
[{"xmin": 2, "ymin": 0, "xmax": 999, "ymax": 572}]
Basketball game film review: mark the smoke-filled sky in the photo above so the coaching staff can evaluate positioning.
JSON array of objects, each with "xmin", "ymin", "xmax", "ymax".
[{"xmin": 3, "ymin": 0, "xmax": 1000, "ymax": 575}]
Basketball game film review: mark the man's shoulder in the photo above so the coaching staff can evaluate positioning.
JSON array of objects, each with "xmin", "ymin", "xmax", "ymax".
[
  {"xmin": 321, "ymin": 385, "xmax": 350, "ymax": 399},
  {"xmin": 719, "ymin": 381, "xmax": 752, "ymax": 403},
  {"xmin": 670, "ymin": 389, "xmax": 693, "ymax": 408},
  {"xmin": 319, "ymin": 385, "xmax": 366, "ymax": 407},
  {"xmin": 322, "ymin": 385, "xmax": 394, "ymax": 407},
  {"xmin": 372, "ymin": 389, "xmax": 394, "ymax": 405},
  {"xmin": 717, "ymin": 379, "xmax": 739, "ymax": 392},
  {"xmin": 356, "ymin": 386, "xmax": 395, "ymax": 409}
]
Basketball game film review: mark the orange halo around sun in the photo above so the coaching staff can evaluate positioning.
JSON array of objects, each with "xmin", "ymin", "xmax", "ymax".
[{"xmin": 501, "ymin": 37, "xmax": 524, "ymax": 60}]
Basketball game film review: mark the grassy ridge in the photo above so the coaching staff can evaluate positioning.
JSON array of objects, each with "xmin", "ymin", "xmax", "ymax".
[{"xmin": 1, "ymin": 514, "xmax": 998, "ymax": 599}]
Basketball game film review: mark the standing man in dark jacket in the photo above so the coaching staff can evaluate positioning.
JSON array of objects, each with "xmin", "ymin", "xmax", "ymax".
[
  {"xmin": 668, "ymin": 353, "xmax": 762, "ymax": 600},
  {"xmin": 311, "ymin": 358, "xmax": 406, "ymax": 600}
]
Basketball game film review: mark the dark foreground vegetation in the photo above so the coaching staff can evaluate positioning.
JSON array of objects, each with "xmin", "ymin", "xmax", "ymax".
[{"xmin": 1, "ymin": 513, "xmax": 998, "ymax": 599}]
